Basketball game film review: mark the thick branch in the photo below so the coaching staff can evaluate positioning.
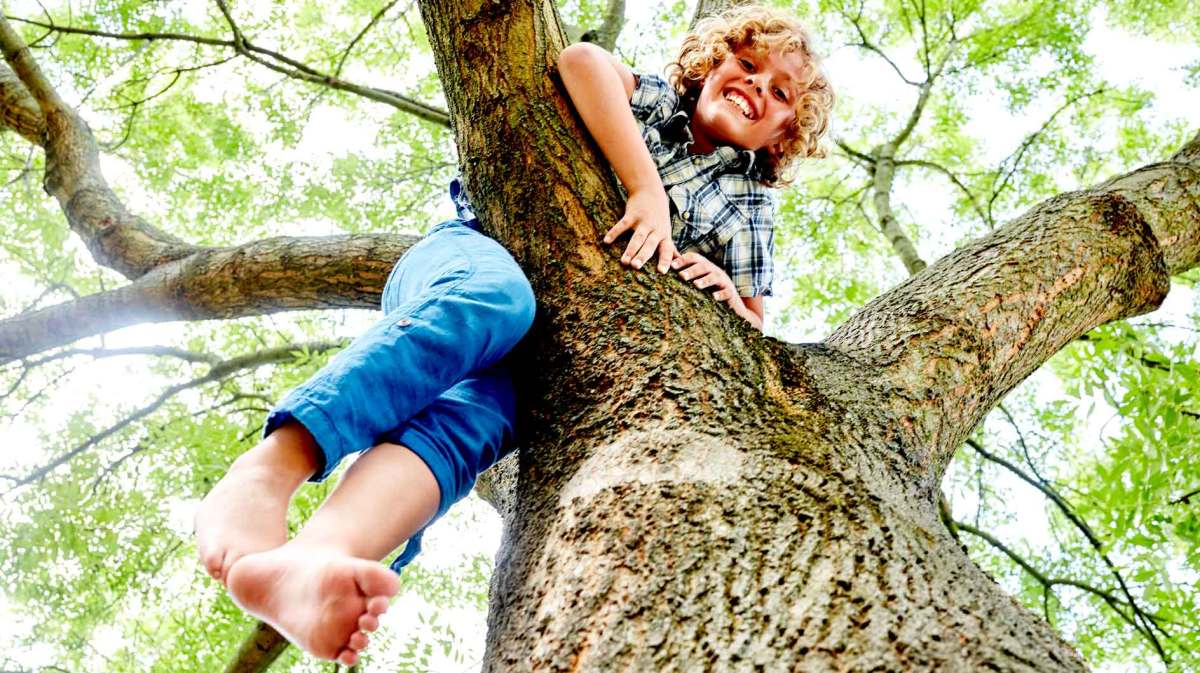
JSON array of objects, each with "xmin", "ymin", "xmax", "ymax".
[
  {"xmin": 688, "ymin": 0, "xmax": 751, "ymax": 30},
  {"xmin": 0, "ymin": 17, "xmax": 197, "ymax": 276},
  {"xmin": 0, "ymin": 63, "xmax": 42, "ymax": 143},
  {"xmin": 870, "ymin": 154, "xmax": 927, "ymax": 274},
  {"xmin": 223, "ymin": 619, "xmax": 288, "ymax": 673},
  {"xmin": 823, "ymin": 140, "xmax": 1198, "ymax": 471},
  {"xmin": 584, "ymin": 0, "xmax": 625, "ymax": 52},
  {"xmin": 0, "ymin": 233, "xmax": 418, "ymax": 363}
]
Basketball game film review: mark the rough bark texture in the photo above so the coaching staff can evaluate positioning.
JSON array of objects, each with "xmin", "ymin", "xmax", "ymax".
[
  {"xmin": 2, "ymin": 5, "xmax": 1199, "ymax": 672},
  {"xmin": 414, "ymin": 2, "xmax": 1195, "ymax": 671},
  {"xmin": 0, "ymin": 64, "xmax": 43, "ymax": 144}
]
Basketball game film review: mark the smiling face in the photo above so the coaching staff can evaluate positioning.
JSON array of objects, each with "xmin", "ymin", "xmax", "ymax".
[{"xmin": 689, "ymin": 47, "xmax": 805, "ymax": 156}]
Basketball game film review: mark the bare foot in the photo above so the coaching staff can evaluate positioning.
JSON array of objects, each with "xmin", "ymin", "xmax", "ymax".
[
  {"xmin": 226, "ymin": 545, "xmax": 400, "ymax": 665},
  {"xmin": 195, "ymin": 461, "xmax": 292, "ymax": 584},
  {"xmin": 195, "ymin": 423, "xmax": 320, "ymax": 584}
]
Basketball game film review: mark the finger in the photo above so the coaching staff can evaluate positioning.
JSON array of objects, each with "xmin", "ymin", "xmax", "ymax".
[
  {"xmin": 622, "ymin": 227, "xmax": 651, "ymax": 265},
  {"xmin": 713, "ymin": 288, "xmax": 732, "ymax": 302},
  {"xmin": 677, "ymin": 261, "xmax": 704, "ymax": 280},
  {"xmin": 604, "ymin": 217, "xmax": 634, "ymax": 244},
  {"xmin": 656, "ymin": 238, "xmax": 677, "ymax": 273},
  {"xmin": 671, "ymin": 251, "xmax": 700, "ymax": 270},
  {"xmin": 631, "ymin": 231, "xmax": 662, "ymax": 269},
  {"xmin": 693, "ymin": 271, "xmax": 721, "ymax": 290}
]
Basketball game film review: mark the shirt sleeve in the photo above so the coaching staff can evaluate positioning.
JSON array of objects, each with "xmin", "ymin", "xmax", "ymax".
[
  {"xmin": 628, "ymin": 73, "xmax": 676, "ymax": 128},
  {"xmin": 723, "ymin": 197, "xmax": 776, "ymax": 297}
]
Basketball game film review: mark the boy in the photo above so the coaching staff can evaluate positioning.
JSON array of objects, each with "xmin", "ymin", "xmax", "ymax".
[{"xmin": 194, "ymin": 5, "xmax": 832, "ymax": 666}]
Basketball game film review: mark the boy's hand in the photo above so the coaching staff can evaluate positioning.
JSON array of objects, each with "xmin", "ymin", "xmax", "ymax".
[
  {"xmin": 671, "ymin": 252, "xmax": 740, "ymax": 305},
  {"xmin": 604, "ymin": 188, "xmax": 676, "ymax": 273}
]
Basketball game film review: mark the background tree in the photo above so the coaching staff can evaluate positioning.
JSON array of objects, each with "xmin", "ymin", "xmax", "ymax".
[{"xmin": 0, "ymin": 1, "xmax": 1196, "ymax": 672}]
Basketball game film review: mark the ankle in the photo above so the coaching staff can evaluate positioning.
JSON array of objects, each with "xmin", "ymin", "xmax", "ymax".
[{"xmin": 236, "ymin": 421, "xmax": 322, "ymax": 485}]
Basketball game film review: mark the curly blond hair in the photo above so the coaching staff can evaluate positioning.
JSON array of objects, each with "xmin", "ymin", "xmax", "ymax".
[{"xmin": 667, "ymin": 4, "xmax": 834, "ymax": 186}]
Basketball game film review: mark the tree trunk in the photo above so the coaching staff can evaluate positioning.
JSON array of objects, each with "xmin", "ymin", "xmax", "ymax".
[
  {"xmin": 3, "ymin": 3, "xmax": 1196, "ymax": 670},
  {"xmin": 416, "ymin": 1, "xmax": 1197, "ymax": 671}
]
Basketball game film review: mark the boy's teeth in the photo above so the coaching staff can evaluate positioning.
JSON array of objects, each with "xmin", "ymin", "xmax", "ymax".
[{"xmin": 724, "ymin": 92, "xmax": 752, "ymax": 118}]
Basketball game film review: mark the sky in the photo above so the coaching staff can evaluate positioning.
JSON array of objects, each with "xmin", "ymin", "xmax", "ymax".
[{"xmin": 2, "ymin": 1, "xmax": 1198, "ymax": 671}]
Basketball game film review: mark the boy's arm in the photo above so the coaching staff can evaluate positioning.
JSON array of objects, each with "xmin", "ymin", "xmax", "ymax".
[
  {"xmin": 741, "ymin": 296, "xmax": 765, "ymax": 327},
  {"xmin": 557, "ymin": 43, "xmax": 676, "ymax": 273}
]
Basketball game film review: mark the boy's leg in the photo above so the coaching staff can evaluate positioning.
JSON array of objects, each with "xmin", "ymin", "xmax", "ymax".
[
  {"xmin": 264, "ymin": 222, "xmax": 535, "ymax": 483},
  {"xmin": 195, "ymin": 222, "xmax": 534, "ymax": 583},
  {"xmin": 226, "ymin": 368, "xmax": 516, "ymax": 666}
]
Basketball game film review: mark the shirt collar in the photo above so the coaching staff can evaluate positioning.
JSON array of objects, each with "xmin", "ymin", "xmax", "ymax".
[{"xmin": 657, "ymin": 109, "xmax": 763, "ymax": 179}]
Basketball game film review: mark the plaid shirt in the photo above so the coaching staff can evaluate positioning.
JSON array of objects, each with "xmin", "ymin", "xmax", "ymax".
[{"xmin": 629, "ymin": 73, "xmax": 776, "ymax": 297}]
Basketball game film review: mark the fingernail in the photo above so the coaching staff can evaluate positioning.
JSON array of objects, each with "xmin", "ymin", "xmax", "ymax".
[
  {"xmin": 621, "ymin": 256, "xmax": 629, "ymax": 263},
  {"xmin": 671, "ymin": 259, "xmax": 681, "ymax": 269},
  {"xmin": 633, "ymin": 260, "xmax": 642, "ymax": 269},
  {"xmin": 604, "ymin": 236, "xmax": 613, "ymax": 243}
]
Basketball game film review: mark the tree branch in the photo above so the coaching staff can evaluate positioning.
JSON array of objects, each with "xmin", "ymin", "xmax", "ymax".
[
  {"xmin": 1, "ymin": 341, "xmax": 344, "ymax": 491},
  {"xmin": 688, "ymin": 0, "xmax": 751, "ymax": 31},
  {"xmin": 0, "ymin": 233, "xmax": 418, "ymax": 363},
  {"xmin": 223, "ymin": 621, "xmax": 289, "ymax": 673},
  {"xmin": 0, "ymin": 63, "xmax": 43, "ymax": 143},
  {"xmin": 2, "ymin": 13, "xmax": 452, "ymax": 128},
  {"xmin": 823, "ymin": 135, "xmax": 1196, "ymax": 472},
  {"xmin": 868, "ymin": 152, "xmax": 927, "ymax": 274},
  {"xmin": 987, "ymin": 89, "xmax": 1108, "ymax": 223},
  {"xmin": 837, "ymin": 6, "xmax": 921, "ymax": 87},
  {"xmin": 334, "ymin": 0, "xmax": 404, "ymax": 79},
  {"xmin": 1169, "ymin": 487, "xmax": 1200, "ymax": 505},
  {"xmin": 582, "ymin": 0, "xmax": 625, "ymax": 52},
  {"xmin": 1, "ymin": 17, "xmax": 198, "ymax": 277},
  {"xmin": 954, "ymin": 520, "xmax": 1164, "ymax": 638},
  {"xmin": 966, "ymin": 438, "xmax": 1170, "ymax": 659},
  {"xmin": 893, "ymin": 156, "xmax": 991, "ymax": 228}
]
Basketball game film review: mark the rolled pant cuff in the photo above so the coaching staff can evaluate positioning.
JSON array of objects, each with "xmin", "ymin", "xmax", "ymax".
[{"xmin": 385, "ymin": 427, "xmax": 461, "ymax": 574}]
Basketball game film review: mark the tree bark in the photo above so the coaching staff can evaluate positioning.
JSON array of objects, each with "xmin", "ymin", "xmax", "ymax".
[
  {"xmin": 414, "ymin": 2, "xmax": 1196, "ymax": 671},
  {"xmin": 2, "ymin": 3, "xmax": 1198, "ymax": 670}
]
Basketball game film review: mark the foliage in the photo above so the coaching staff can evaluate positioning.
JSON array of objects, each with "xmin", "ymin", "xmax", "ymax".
[{"xmin": 0, "ymin": 0, "xmax": 1196, "ymax": 671}]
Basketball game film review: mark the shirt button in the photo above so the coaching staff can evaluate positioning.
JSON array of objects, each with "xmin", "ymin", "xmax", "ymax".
[
  {"xmin": 397, "ymin": 318, "xmax": 412, "ymax": 327},
  {"xmin": 683, "ymin": 211, "xmax": 691, "ymax": 220}
]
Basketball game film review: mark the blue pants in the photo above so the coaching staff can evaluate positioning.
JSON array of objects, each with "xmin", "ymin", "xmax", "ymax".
[{"xmin": 263, "ymin": 218, "xmax": 536, "ymax": 572}]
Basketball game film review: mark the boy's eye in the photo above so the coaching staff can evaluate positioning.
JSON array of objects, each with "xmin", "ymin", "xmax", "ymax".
[
  {"xmin": 774, "ymin": 87, "xmax": 788, "ymax": 101},
  {"xmin": 738, "ymin": 58, "xmax": 755, "ymax": 71}
]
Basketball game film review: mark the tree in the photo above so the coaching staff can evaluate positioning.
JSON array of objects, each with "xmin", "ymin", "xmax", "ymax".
[{"xmin": 1, "ymin": 1, "xmax": 1197, "ymax": 671}]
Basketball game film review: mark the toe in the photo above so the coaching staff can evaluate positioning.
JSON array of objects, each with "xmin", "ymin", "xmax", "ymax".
[
  {"xmin": 366, "ymin": 595, "xmax": 391, "ymax": 616},
  {"xmin": 348, "ymin": 631, "xmax": 369, "ymax": 651},
  {"xmin": 337, "ymin": 649, "xmax": 359, "ymax": 666},
  {"xmin": 199, "ymin": 547, "xmax": 221, "ymax": 576},
  {"xmin": 358, "ymin": 614, "xmax": 380, "ymax": 632},
  {"xmin": 352, "ymin": 560, "xmax": 401, "ymax": 598}
]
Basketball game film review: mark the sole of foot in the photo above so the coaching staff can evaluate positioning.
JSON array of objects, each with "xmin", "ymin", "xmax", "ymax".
[{"xmin": 226, "ymin": 545, "xmax": 400, "ymax": 664}]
